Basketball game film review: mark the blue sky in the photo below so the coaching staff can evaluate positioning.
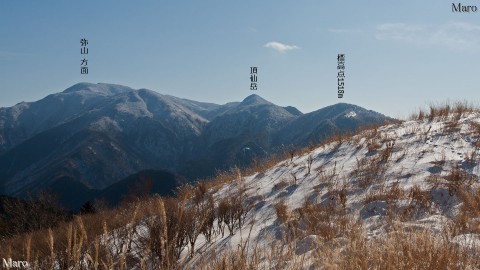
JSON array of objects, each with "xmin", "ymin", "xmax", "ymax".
[{"xmin": 1, "ymin": 1, "xmax": 479, "ymax": 118}]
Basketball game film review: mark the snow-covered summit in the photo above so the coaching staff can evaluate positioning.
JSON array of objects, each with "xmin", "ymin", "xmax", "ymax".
[
  {"xmin": 62, "ymin": 82, "xmax": 133, "ymax": 96},
  {"xmin": 240, "ymin": 94, "xmax": 272, "ymax": 106}
]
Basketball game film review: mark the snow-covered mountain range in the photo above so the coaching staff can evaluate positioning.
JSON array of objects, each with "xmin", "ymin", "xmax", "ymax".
[{"xmin": 0, "ymin": 83, "xmax": 392, "ymax": 209}]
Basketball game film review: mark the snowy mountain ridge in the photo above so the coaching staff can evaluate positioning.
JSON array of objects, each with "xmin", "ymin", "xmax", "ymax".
[{"xmin": 0, "ymin": 83, "xmax": 392, "ymax": 208}]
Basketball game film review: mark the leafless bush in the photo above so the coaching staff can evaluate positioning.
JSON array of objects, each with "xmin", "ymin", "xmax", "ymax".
[
  {"xmin": 216, "ymin": 187, "xmax": 251, "ymax": 237},
  {"xmin": 136, "ymin": 197, "xmax": 184, "ymax": 265},
  {"xmin": 306, "ymin": 155, "xmax": 313, "ymax": 175},
  {"xmin": 199, "ymin": 194, "xmax": 215, "ymax": 243},
  {"xmin": 0, "ymin": 192, "xmax": 70, "ymax": 238},
  {"xmin": 218, "ymin": 197, "xmax": 237, "ymax": 236}
]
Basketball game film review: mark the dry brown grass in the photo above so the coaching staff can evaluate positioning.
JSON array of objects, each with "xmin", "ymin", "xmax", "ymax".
[
  {"xmin": 426, "ymin": 164, "xmax": 476, "ymax": 197},
  {"xmin": 453, "ymin": 186, "xmax": 480, "ymax": 236},
  {"xmin": 0, "ymin": 201, "xmax": 146, "ymax": 269},
  {"xmin": 407, "ymin": 185, "xmax": 433, "ymax": 216},
  {"xmin": 410, "ymin": 101, "xmax": 478, "ymax": 122},
  {"xmin": 351, "ymin": 155, "xmax": 387, "ymax": 189},
  {"xmin": 191, "ymin": 226, "xmax": 480, "ymax": 270},
  {"xmin": 275, "ymin": 202, "xmax": 290, "ymax": 224},
  {"xmin": 336, "ymin": 229, "xmax": 478, "ymax": 270},
  {"xmin": 364, "ymin": 181, "xmax": 405, "ymax": 205},
  {"xmin": 445, "ymin": 165, "xmax": 476, "ymax": 195},
  {"xmin": 296, "ymin": 200, "xmax": 350, "ymax": 242}
]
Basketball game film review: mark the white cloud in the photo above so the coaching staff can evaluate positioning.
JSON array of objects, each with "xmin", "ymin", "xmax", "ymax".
[
  {"xmin": 375, "ymin": 22, "xmax": 480, "ymax": 51},
  {"xmin": 264, "ymin": 41, "xmax": 300, "ymax": 53}
]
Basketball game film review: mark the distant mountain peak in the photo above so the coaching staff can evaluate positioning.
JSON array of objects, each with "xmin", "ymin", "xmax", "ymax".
[
  {"xmin": 283, "ymin": 106, "xmax": 303, "ymax": 116},
  {"xmin": 62, "ymin": 82, "xmax": 132, "ymax": 96},
  {"xmin": 62, "ymin": 82, "xmax": 95, "ymax": 93},
  {"xmin": 240, "ymin": 94, "xmax": 271, "ymax": 106}
]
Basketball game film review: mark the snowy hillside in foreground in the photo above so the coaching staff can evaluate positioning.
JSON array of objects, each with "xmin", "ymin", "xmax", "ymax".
[
  {"xmin": 3, "ymin": 107, "xmax": 479, "ymax": 269},
  {"xmin": 177, "ymin": 110, "xmax": 480, "ymax": 268}
]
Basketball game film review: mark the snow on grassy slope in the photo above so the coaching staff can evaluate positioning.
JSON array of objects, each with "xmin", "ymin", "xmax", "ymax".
[{"xmin": 181, "ymin": 111, "xmax": 480, "ymax": 268}]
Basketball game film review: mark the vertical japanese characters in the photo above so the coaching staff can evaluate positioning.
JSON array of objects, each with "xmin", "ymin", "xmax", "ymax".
[
  {"xmin": 337, "ymin": 54, "xmax": 345, "ymax": 98},
  {"xmin": 80, "ymin": 38, "xmax": 89, "ymax": 75},
  {"xmin": 250, "ymin": 67, "xmax": 258, "ymax": 90}
]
